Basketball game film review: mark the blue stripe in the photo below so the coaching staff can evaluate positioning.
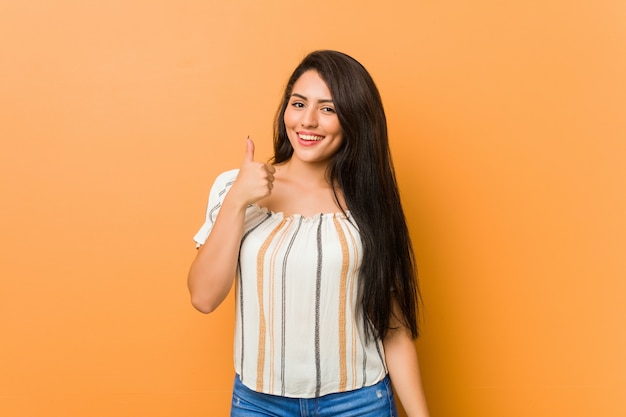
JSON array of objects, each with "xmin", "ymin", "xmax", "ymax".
[
  {"xmin": 280, "ymin": 216, "xmax": 303, "ymax": 396},
  {"xmin": 314, "ymin": 214, "xmax": 324, "ymax": 397}
]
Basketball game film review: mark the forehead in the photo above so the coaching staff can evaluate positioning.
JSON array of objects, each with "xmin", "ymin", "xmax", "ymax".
[{"xmin": 291, "ymin": 70, "xmax": 332, "ymax": 98}]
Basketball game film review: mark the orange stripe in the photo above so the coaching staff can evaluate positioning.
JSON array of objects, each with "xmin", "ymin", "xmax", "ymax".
[
  {"xmin": 256, "ymin": 217, "xmax": 287, "ymax": 392},
  {"xmin": 333, "ymin": 216, "xmax": 350, "ymax": 391},
  {"xmin": 345, "ymin": 222, "xmax": 359, "ymax": 389},
  {"xmin": 267, "ymin": 219, "xmax": 291, "ymax": 390}
]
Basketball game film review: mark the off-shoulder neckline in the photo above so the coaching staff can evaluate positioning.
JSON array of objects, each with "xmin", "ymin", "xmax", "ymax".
[{"xmin": 249, "ymin": 204, "xmax": 351, "ymax": 221}]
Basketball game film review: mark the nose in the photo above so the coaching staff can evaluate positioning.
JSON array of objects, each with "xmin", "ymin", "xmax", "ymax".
[{"xmin": 300, "ymin": 107, "xmax": 318, "ymax": 128}]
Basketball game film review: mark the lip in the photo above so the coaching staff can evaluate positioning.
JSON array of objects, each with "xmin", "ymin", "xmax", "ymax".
[{"xmin": 296, "ymin": 131, "xmax": 325, "ymax": 146}]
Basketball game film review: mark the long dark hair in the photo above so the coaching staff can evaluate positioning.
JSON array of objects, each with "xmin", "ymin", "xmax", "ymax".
[{"xmin": 272, "ymin": 50, "xmax": 420, "ymax": 341}]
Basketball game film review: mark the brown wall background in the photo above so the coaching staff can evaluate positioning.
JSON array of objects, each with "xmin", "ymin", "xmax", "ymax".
[{"xmin": 1, "ymin": 1, "xmax": 625, "ymax": 416}]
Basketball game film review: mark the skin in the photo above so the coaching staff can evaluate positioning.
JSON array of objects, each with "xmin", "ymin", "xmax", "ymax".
[
  {"xmin": 187, "ymin": 136, "xmax": 275, "ymax": 314},
  {"xmin": 187, "ymin": 70, "xmax": 429, "ymax": 416},
  {"xmin": 258, "ymin": 70, "xmax": 347, "ymax": 216},
  {"xmin": 384, "ymin": 301, "xmax": 430, "ymax": 417}
]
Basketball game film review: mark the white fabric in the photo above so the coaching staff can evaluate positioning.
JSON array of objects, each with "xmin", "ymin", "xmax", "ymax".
[{"xmin": 194, "ymin": 169, "xmax": 387, "ymax": 398}]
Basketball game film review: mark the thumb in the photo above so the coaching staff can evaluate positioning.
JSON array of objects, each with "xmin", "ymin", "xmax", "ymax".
[{"xmin": 244, "ymin": 136, "xmax": 255, "ymax": 162}]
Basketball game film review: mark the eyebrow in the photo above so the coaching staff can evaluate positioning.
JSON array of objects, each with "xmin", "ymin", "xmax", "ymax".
[{"xmin": 291, "ymin": 93, "xmax": 334, "ymax": 104}]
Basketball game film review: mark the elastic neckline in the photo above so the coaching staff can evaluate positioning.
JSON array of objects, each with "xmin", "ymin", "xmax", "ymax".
[{"xmin": 249, "ymin": 204, "xmax": 351, "ymax": 221}]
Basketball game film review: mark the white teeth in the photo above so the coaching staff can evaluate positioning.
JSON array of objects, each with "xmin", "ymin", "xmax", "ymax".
[{"xmin": 299, "ymin": 134, "xmax": 324, "ymax": 141}]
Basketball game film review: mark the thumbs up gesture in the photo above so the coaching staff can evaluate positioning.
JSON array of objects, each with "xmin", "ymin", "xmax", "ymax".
[{"xmin": 229, "ymin": 137, "xmax": 276, "ymax": 207}]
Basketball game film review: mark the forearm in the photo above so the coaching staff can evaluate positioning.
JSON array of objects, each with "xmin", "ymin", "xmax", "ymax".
[
  {"xmin": 383, "ymin": 326, "xmax": 429, "ymax": 416},
  {"xmin": 187, "ymin": 196, "xmax": 247, "ymax": 313},
  {"xmin": 188, "ymin": 139, "xmax": 275, "ymax": 313}
]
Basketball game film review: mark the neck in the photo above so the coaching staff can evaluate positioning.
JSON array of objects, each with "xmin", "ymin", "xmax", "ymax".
[{"xmin": 280, "ymin": 159, "xmax": 332, "ymax": 187}]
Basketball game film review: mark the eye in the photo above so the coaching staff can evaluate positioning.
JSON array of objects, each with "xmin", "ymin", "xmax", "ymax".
[
  {"xmin": 321, "ymin": 106, "xmax": 336, "ymax": 113},
  {"xmin": 290, "ymin": 101, "xmax": 305, "ymax": 108}
]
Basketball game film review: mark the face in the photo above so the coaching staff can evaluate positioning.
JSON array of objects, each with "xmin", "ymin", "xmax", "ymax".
[{"xmin": 283, "ymin": 70, "xmax": 343, "ymax": 166}]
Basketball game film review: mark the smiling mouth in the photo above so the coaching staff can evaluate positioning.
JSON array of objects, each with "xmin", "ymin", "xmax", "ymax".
[{"xmin": 299, "ymin": 134, "xmax": 324, "ymax": 141}]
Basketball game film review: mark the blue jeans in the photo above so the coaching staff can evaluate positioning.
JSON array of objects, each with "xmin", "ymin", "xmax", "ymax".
[{"xmin": 231, "ymin": 374, "xmax": 398, "ymax": 417}]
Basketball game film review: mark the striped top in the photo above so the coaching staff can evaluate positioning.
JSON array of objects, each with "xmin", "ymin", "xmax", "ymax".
[{"xmin": 193, "ymin": 169, "xmax": 388, "ymax": 398}]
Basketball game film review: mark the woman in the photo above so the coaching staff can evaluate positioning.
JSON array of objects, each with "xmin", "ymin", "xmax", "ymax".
[{"xmin": 188, "ymin": 50, "xmax": 429, "ymax": 416}]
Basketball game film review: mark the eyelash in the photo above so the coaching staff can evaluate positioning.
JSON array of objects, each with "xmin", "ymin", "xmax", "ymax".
[{"xmin": 290, "ymin": 102, "xmax": 336, "ymax": 113}]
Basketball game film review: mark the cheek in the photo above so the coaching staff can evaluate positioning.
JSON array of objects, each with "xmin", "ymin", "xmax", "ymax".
[
  {"xmin": 329, "ymin": 121, "xmax": 343, "ymax": 137},
  {"xmin": 283, "ymin": 109, "xmax": 297, "ymax": 127}
]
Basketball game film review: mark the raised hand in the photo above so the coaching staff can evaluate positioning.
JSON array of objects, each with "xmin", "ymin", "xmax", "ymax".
[{"xmin": 228, "ymin": 137, "xmax": 276, "ymax": 207}]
